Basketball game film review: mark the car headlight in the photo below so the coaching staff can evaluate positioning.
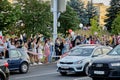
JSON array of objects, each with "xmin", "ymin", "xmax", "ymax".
[
  {"xmin": 76, "ymin": 60, "xmax": 83, "ymax": 64},
  {"xmin": 111, "ymin": 63, "xmax": 120, "ymax": 66}
]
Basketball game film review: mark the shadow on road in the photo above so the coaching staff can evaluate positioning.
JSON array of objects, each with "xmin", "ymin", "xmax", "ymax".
[
  {"xmin": 10, "ymin": 71, "xmax": 21, "ymax": 75},
  {"xmin": 58, "ymin": 72, "xmax": 87, "ymax": 77}
]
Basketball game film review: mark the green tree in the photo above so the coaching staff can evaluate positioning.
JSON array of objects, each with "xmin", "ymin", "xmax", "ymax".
[
  {"xmin": 4, "ymin": 5, "xmax": 22, "ymax": 35},
  {"xmin": 90, "ymin": 16, "xmax": 100, "ymax": 35},
  {"xmin": 68, "ymin": 0, "xmax": 87, "ymax": 25},
  {"xmin": 86, "ymin": 1, "xmax": 98, "ymax": 25},
  {"xmin": 0, "ymin": 0, "xmax": 22, "ymax": 35},
  {"xmin": 17, "ymin": 0, "xmax": 52, "ymax": 37},
  {"xmin": 105, "ymin": 0, "xmax": 120, "ymax": 31},
  {"xmin": 111, "ymin": 13, "xmax": 120, "ymax": 35},
  {"xmin": 58, "ymin": 5, "xmax": 79, "ymax": 36}
]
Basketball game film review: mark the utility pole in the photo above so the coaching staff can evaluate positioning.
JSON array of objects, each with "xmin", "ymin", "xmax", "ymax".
[
  {"xmin": 51, "ymin": 0, "xmax": 66, "ymax": 59},
  {"xmin": 53, "ymin": 0, "xmax": 58, "ymax": 44}
]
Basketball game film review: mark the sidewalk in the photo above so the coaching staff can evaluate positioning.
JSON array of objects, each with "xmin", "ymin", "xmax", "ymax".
[{"xmin": 30, "ymin": 61, "xmax": 57, "ymax": 67}]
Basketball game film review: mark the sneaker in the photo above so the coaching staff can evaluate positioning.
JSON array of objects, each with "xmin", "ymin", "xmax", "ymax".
[
  {"xmin": 38, "ymin": 62, "xmax": 43, "ymax": 65},
  {"xmin": 33, "ymin": 63, "xmax": 37, "ymax": 65},
  {"xmin": 30, "ymin": 64, "xmax": 33, "ymax": 66}
]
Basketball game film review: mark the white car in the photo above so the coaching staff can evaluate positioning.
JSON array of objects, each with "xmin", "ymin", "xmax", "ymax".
[{"xmin": 57, "ymin": 44, "xmax": 112, "ymax": 76}]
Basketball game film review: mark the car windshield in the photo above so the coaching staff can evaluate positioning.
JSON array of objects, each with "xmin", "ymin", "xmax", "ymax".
[
  {"xmin": 68, "ymin": 48, "xmax": 94, "ymax": 56},
  {"xmin": 108, "ymin": 45, "xmax": 120, "ymax": 55}
]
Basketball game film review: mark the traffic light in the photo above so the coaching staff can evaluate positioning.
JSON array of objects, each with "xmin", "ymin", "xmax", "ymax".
[{"xmin": 51, "ymin": 0, "xmax": 66, "ymax": 13}]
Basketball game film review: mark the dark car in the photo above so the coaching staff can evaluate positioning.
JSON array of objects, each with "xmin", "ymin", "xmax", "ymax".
[
  {"xmin": 88, "ymin": 44, "xmax": 120, "ymax": 80},
  {"xmin": 4, "ymin": 48, "xmax": 30, "ymax": 73},
  {"xmin": 0, "ymin": 59, "xmax": 9, "ymax": 80}
]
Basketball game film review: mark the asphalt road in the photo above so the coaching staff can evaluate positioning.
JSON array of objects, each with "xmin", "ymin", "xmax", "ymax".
[{"xmin": 10, "ymin": 63, "xmax": 92, "ymax": 80}]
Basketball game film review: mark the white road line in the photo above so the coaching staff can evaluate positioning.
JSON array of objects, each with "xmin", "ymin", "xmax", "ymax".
[
  {"xmin": 73, "ymin": 77, "xmax": 91, "ymax": 80},
  {"xmin": 14, "ymin": 72, "xmax": 58, "ymax": 80}
]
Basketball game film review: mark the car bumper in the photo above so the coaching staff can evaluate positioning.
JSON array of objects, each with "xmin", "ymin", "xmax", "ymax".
[
  {"xmin": 88, "ymin": 65, "xmax": 120, "ymax": 78},
  {"xmin": 0, "ymin": 67, "xmax": 10, "ymax": 80},
  {"xmin": 57, "ymin": 64, "xmax": 84, "ymax": 73},
  {"xmin": 5, "ymin": 67, "xmax": 10, "ymax": 79}
]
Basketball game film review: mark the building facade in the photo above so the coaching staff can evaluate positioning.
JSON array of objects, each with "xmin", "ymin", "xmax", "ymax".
[{"xmin": 93, "ymin": 3, "xmax": 109, "ymax": 26}]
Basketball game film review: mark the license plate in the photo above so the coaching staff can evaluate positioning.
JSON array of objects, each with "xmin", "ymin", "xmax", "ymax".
[
  {"xmin": 61, "ymin": 66, "xmax": 69, "ymax": 69},
  {"xmin": 94, "ymin": 71, "xmax": 104, "ymax": 75}
]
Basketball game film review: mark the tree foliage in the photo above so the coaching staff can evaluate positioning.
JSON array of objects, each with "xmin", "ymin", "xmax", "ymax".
[
  {"xmin": 68, "ymin": 0, "xmax": 98, "ymax": 25},
  {"xmin": 86, "ymin": 1, "xmax": 98, "ymax": 25},
  {"xmin": 0, "ymin": 0, "xmax": 21, "ymax": 32},
  {"xmin": 111, "ymin": 13, "xmax": 120, "ymax": 35},
  {"xmin": 105, "ymin": 0, "xmax": 120, "ymax": 31},
  {"xmin": 58, "ymin": 5, "xmax": 79, "ymax": 36},
  {"xmin": 17, "ymin": 0, "xmax": 53, "ymax": 37},
  {"xmin": 68, "ymin": 0, "xmax": 85, "ymax": 23},
  {"xmin": 90, "ymin": 16, "xmax": 100, "ymax": 35}
]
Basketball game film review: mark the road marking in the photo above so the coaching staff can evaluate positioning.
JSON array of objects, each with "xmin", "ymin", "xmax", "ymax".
[
  {"xmin": 14, "ymin": 72, "xmax": 58, "ymax": 80},
  {"xmin": 73, "ymin": 77, "xmax": 92, "ymax": 80}
]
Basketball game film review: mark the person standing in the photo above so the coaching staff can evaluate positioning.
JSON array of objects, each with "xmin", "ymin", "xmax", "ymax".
[
  {"xmin": 62, "ymin": 39, "xmax": 70, "ymax": 55},
  {"xmin": 55, "ymin": 38, "xmax": 61, "ymax": 60},
  {"xmin": 37, "ymin": 40, "xmax": 43, "ymax": 64},
  {"xmin": 48, "ymin": 38, "xmax": 53, "ymax": 63},
  {"xmin": 44, "ymin": 39, "xmax": 50, "ymax": 63},
  {"xmin": 32, "ymin": 38, "xmax": 39, "ymax": 65}
]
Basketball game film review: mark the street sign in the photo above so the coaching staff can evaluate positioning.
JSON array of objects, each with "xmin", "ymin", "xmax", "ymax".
[
  {"xmin": 51, "ymin": 0, "xmax": 66, "ymax": 12},
  {"xmin": 58, "ymin": 0, "xmax": 66, "ymax": 12}
]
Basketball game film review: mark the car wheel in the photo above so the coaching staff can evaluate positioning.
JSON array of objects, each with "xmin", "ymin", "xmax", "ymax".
[
  {"xmin": 19, "ymin": 62, "xmax": 29, "ymax": 73},
  {"xmin": 0, "ymin": 74, "xmax": 5, "ymax": 80},
  {"xmin": 84, "ymin": 64, "xmax": 89, "ymax": 75},
  {"xmin": 60, "ymin": 72, "xmax": 67, "ymax": 76}
]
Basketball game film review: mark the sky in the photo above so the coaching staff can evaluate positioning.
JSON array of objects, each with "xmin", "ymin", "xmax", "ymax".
[{"xmin": 89, "ymin": 0, "xmax": 111, "ymax": 6}]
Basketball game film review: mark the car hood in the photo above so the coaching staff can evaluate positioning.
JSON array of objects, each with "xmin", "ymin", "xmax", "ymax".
[
  {"xmin": 93, "ymin": 55, "xmax": 120, "ymax": 63},
  {"xmin": 59, "ymin": 56, "xmax": 89, "ymax": 62}
]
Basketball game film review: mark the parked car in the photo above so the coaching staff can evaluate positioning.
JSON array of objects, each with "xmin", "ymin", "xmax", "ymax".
[
  {"xmin": 88, "ymin": 44, "xmax": 120, "ymax": 80},
  {"xmin": 0, "ymin": 59, "xmax": 9, "ymax": 80},
  {"xmin": 57, "ymin": 44, "xmax": 112, "ymax": 76},
  {"xmin": 3, "ymin": 48, "xmax": 30, "ymax": 73}
]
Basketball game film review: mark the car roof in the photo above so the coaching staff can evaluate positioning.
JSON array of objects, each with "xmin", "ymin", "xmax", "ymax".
[
  {"xmin": 0, "ymin": 48, "xmax": 25, "ymax": 51},
  {"xmin": 72, "ymin": 44, "xmax": 102, "ymax": 50}
]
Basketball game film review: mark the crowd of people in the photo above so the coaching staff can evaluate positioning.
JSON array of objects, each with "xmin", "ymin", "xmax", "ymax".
[{"xmin": 0, "ymin": 32, "xmax": 120, "ymax": 65}]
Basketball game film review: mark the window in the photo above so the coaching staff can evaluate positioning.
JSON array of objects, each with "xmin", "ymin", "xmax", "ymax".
[
  {"xmin": 108, "ymin": 45, "xmax": 120, "ymax": 55},
  {"xmin": 69, "ymin": 48, "xmax": 93, "ymax": 56},
  {"xmin": 93, "ymin": 48, "xmax": 102, "ymax": 57},
  {"xmin": 9, "ymin": 50, "xmax": 21, "ymax": 58},
  {"xmin": 102, "ymin": 48, "xmax": 111, "ymax": 54}
]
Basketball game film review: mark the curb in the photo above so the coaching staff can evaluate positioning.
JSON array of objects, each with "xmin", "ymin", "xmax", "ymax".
[{"xmin": 30, "ymin": 62, "xmax": 57, "ymax": 67}]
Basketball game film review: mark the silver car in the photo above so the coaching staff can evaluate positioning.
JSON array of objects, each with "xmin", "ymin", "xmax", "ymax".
[{"xmin": 57, "ymin": 44, "xmax": 112, "ymax": 76}]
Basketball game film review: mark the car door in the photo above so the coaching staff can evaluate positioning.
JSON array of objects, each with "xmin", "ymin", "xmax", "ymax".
[
  {"xmin": 92, "ymin": 48, "xmax": 103, "ymax": 57},
  {"xmin": 8, "ymin": 49, "xmax": 22, "ymax": 70}
]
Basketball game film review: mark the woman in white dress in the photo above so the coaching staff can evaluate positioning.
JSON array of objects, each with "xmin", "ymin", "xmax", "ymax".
[
  {"xmin": 32, "ymin": 39, "xmax": 39, "ymax": 65},
  {"xmin": 37, "ymin": 40, "xmax": 43, "ymax": 64}
]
